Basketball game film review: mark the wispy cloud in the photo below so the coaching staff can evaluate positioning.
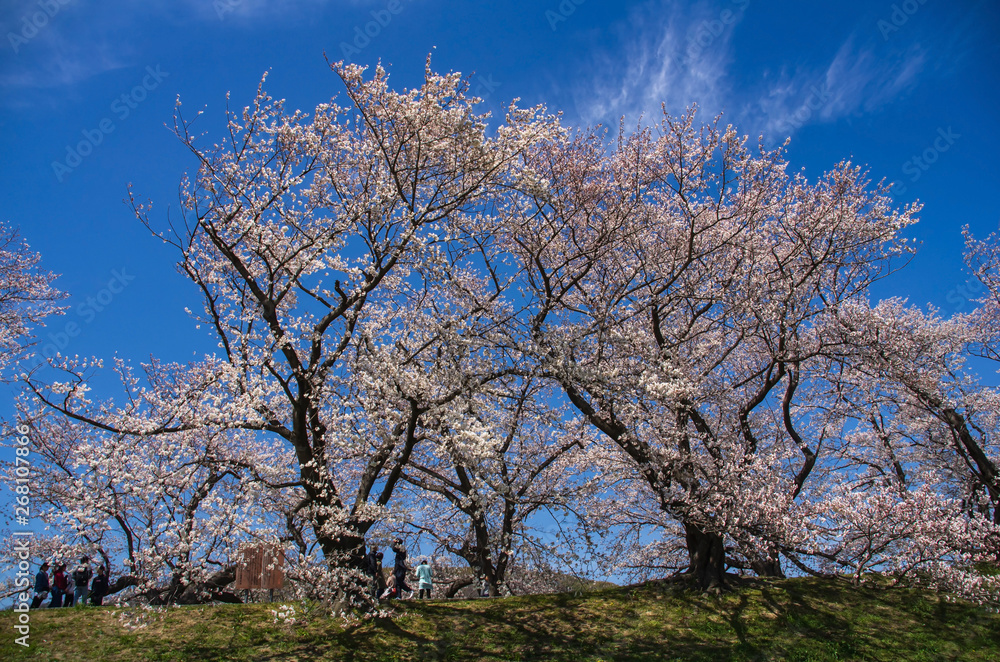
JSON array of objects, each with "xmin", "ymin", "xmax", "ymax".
[
  {"xmin": 748, "ymin": 37, "xmax": 926, "ymax": 140},
  {"xmin": 0, "ymin": 39, "xmax": 130, "ymax": 92},
  {"xmin": 574, "ymin": 0, "xmax": 750, "ymax": 128},
  {"xmin": 175, "ymin": 0, "xmax": 335, "ymax": 23},
  {"xmin": 567, "ymin": 0, "xmax": 931, "ymax": 142},
  {"xmin": 0, "ymin": 0, "xmax": 333, "ymax": 98}
]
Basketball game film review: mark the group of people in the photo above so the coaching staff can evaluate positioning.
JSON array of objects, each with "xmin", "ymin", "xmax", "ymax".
[
  {"xmin": 363, "ymin": 539, "xmax": 433, "ymax": 601},
  {"xmin": 31, "ymin": 556, "xmax": 110, "ymax": 609},
  {"xmin": 33, "ymin": 545, "xmax": 438, "ymax": 608}
]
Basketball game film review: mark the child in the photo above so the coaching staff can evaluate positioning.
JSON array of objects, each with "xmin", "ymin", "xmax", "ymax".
[{"xmin": 380, "ymin": 573, "xmax": 396, "ymax": 600}]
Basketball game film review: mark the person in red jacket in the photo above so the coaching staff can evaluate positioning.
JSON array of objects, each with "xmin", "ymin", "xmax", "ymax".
[{"xmin": 50, "ymin": 563, "xmax": 68, "ymax": 608}]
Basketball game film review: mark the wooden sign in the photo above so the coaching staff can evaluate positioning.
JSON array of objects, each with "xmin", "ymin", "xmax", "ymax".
[{"xmin": 234, "ymin": 544, "xmax": 285, "ymax": 590}]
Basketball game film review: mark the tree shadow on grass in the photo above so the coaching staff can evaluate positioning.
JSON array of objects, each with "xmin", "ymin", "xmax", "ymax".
[
  {"xmin": 762, "ymin": 583, "xmax": 863, "ymax": 656},
  {"xmin": 347, "ymin": 591, "xmax": 759, "ymax": 662},
  {"xmin": 11, "ymin": 580, "xmax": 998, "ymax": 662}
]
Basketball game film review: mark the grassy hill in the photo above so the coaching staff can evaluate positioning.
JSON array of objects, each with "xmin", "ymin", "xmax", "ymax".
[{"xmin": 2, "ymin": 576, "xmax": 998, "ymax": 661}]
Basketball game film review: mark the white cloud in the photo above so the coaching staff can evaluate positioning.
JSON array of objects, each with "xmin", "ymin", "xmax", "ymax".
[
  {"xmin": 0, "ymin": 38, "xmax": 130, "ymax": 93},
  {"xmin": 569, "ymin": 1, "xmax": 927, "ymax": 142},
  {"xmin": 571, "ymin": 0, "xmax": 750, "ymax": 129},
  {"xmin": 745, "ymin": 37, "xmax": 926, "ymax": 141},
  {"xmin": 177, "ymin": 0, "xmax": 335, "ymax": 23},
  {"xmin": 0, "ymin": 0, "xmax": 334, "ymax": 97}
]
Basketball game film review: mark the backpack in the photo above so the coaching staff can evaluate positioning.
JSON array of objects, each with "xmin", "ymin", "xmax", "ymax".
[{"xmin": 73, "ymin": 565, "xmax": 91, "ymax": 585}]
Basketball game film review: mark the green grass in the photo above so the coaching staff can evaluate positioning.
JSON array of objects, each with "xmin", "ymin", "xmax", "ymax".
[{"xmin": 2, "ymin": 577, "xmax": 998, "ymax": 661}]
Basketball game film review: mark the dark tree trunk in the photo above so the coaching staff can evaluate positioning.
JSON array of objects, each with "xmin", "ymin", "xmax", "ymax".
[
  {"xmin": 458, "ymin": 539, "xmax": 500, "ymax": 597},
  {"xmin": 146, "ymin": 566, "xmax": 239, "ymax": 605},
  {"xmin": 683, "ymin": 522, "xmax": 727, "ymax": 590},
  {"xmin": 444, "ymin": 577, "xmax": 474, "ymax": 598},
  {"xmin": 749, "ymin": 549, "xmax": 785, "ymax": 578},
  {"xmin": 317, "ymin": 529, "xmax": 372, "ymax": 605},
  {"xmin": 105, "ymin": 575, "xmax": 139, "ymax": 597}
]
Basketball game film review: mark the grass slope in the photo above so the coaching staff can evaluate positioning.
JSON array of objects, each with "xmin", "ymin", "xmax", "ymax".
[{"xmin": 2, "ymin": 577, "xmax": 998, "ymax": 661}]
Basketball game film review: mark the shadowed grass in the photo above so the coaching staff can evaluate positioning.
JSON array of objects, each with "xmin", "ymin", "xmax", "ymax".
[{"xmin": 2, "ymin": 577, "xmax": 998, "ymax": 661}]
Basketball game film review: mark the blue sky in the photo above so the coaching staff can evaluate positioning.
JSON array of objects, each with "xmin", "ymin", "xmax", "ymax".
[{"xmin": 0, "ymin": 0, "xmax": 998, "ymax": 393}]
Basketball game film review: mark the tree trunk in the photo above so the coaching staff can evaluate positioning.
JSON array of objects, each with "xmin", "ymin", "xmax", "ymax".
[
  {"xmin": 683, "ymin": 522, "xmax": 727, "ymax": 590},
  {"xmin": 319, "ymin": 529, "xmax": 371, "ymax": 604},
  {"xmin": 146, "ymin": 566, "xmax": 239, "ymax": 605},
  {"xmin": 749, "ymin": 549, "xmax": 785, "ymax": 578},
  {"xmin": 444, "ymin": 577, "xmax": 474, "ymax": 598},
  {"xmin": 106, "ymin": 575, "xmax": 139, "ymax": 597}
]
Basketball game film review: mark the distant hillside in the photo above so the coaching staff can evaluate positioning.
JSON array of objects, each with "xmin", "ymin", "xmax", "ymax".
[{"xmin": 2, "ymin": 576, "xmax": 998, "ymax": 661}]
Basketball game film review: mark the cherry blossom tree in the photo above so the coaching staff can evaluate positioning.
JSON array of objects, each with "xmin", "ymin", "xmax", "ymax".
[
  {"xmin": 16, "ymin": 56, "xmax": 996, "ymax": 607},
  {"xmin": 0, "ymin": 222, "xmax": 65, "ymax": 600},
  {"xmin": 828, "ymin": 301, "xmax": 999, "ymax": 523},
  {"xmin": 24, "ymin": 59, "xmax": 561, "ymax": 603},
  {"xmin": 787, "ymin": 298, "xmax": 1000, "ymax": 604},
  {"xmin": 13, "ymin": 358, "xmax": 290, "ymax": 604},
  {"xmin": 0, "ymin": 222, "xmax": 66, "ymax": 378},
  {"xmin": 504, "ymin": 109, "xmax": 918, "ymax": 589},
  {"xmin": 964, "ymin": 226, "xmax": 1000, "ymax": 359}
]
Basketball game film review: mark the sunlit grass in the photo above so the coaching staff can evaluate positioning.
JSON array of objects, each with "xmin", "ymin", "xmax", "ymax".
[{"xmin": 2, "ymin": 577, "xmax": 998, "ymax": 661}]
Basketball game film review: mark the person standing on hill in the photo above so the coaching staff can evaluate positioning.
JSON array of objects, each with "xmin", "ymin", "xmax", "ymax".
[
  {"xmin": 375, "ymin": 551, "xmax": 386, "ymax": 600},
  {"xmin": 72, "ymin": 556, "xmax": 92, "ymax": 606},
  {"xmin": 50, "ymin": 563, "xmax": 68, "ymax": 608},
  {"xmin": 364, "ymin": 544, "xmax": 380, "ymax": 599},
  {"xmin": 90, "ymin": 566, "xmax": 109, "ymax": 606},
  {"xmin": 30, "ymin": 562, "xmax": 50, "ymax": 608},
  {"xmin": 63, "ymin": 572, "xmax": 75, "ymax": 607},
  {"xmin": 391, "ymin": 539, "xmax": 412, "ymax": 599},
  {"xmin": 416, "ymin": 558, "xmax": 433, "ymax": 599}
]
